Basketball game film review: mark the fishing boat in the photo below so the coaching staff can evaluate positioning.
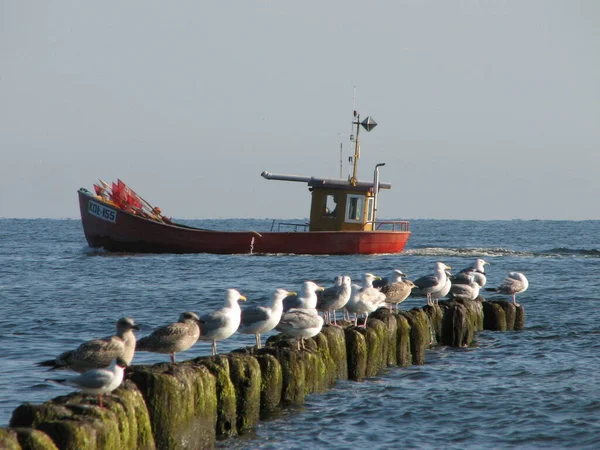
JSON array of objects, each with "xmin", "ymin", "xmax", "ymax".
[{"xmin": 78, "ymin": 112, "xmax": 410, "ymax": 255}]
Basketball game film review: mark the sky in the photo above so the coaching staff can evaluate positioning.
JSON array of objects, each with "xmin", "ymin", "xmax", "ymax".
[{"xmin": 1, "ymin": 0, "xmax": 599, "ymax": 220}]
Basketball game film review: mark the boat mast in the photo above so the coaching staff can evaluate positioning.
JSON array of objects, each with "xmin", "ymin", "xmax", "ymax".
[
  {"xmin": 350, "ymin": 111, "xmax": 377, "ymax": 186},
  {"xmin": 350, "ymin": 112, "xmax": 361, "ymax": 186}
]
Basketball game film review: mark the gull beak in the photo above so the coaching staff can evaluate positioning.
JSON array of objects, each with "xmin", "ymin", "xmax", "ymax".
[
  {"xmin": 239, "ymin": 295, "xmax": 247, "ymax": 302},
  {"xmin": 317, "ymin": 286, "xmax": 325, "ymax": 292},
  {"xmin": 287, "ymin": 291, "xmax": 297, "ymax": 296},
  {"xmin": 133, "ymin": 324, "xmax": 141, "ymax": 331},
  {"xmin": 375, "ymin": 276, "xmax": 382, "ymax": 280},
  {"xmin": 445, "ymin": 265, "xmax": 452, "ymax": 270}
]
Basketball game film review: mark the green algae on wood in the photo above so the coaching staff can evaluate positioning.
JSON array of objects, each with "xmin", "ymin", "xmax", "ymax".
[
  {"xmin": 399, "ymin": 309, "xmax": 431, "ymax": 365},
  {"xmin": 439, "ymin": 301, "xmax": 475, "ymax": 348},
  {"xmin": 312, "ymin": 332, "xmax": 339, "ymax": 390},
  {"xmin": 255, "ymin": 353, "xmax": 283, "ymax": 414},
  {"xmin": 514, "ymin": 305, "xmax": 526, "ymax": 330},
  {"xmin": 482, "ymin": 301, "xmax": 507, "ymax": 331},
  {"xmin": 319, "ymin": 325, "xmax": 348, "ymax": 380},
  {"xmin": 14, "ymin": 428, "xmax": 59, "ymax": 450},
  {"xmin": 344, "ymin": 327, "xmax": 367, "ymax": 381},
  {"xmin": 370, "ymin": 309, "xmax": 399, "ymax": 366},
  {"xmin": 227, "ymin": 354, "xmax": 261, "ymax": 434},
  {"xmin": 128, "ymin": 363, "xmax": 217, "ymax": 450},
  {"xmin": 0, "ymin": 428, "xmax": 22, "ymax": 450},
  {"xmin": 423, "ymin": 304, "xmax": 444, "ymax": 345},
  {"xmin": 194, "ymin": 355, "xmax": 237, "ymax": 438},
  {"xmin": 364, "ymin": 319, "xmax": 388, "ymax": 378},
  {"xmin": 394, "ymin": 314, "xmax": 412, "ymax": 366},
  {"xmin": 9, "ymin": 391, "xmax": 143, "ymax": 450}
]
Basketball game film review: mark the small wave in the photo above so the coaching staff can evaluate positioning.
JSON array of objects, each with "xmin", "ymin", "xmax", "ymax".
[
  {"xmin": 404, "ymin": 246, "xmax": 600, "ymax": 259},
  {"xmin": 404, "ymin": 247, "xmax": 533, "ymax": 258},
  {"xmin": 539, "ymin": 247, "xmax": 600, "ymax": 258}
]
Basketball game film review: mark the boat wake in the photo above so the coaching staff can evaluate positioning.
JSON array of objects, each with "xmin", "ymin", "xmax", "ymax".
[{"xmin": 404, "ymin": 247, "xmax": 600, "ymax": 258}]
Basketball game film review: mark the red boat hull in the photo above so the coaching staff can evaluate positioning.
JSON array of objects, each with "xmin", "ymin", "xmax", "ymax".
[{"xmin": 78, "ymin": 190, "xmax": 410, "ymax": 255}]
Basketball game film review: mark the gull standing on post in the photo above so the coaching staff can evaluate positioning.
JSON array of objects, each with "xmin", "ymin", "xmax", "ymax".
[
  {"xmin": 239, "ymin": 288, "xmax": 294, "ymax": 348},
  {"xmin": 449, "ymin": 273, "xmax": 481, "ymax": 301},
  {"xmin": 317, "ymin": 275, "xmax": 352, "ymax": 325},
  {"xmin": 345, "ymin": 273, "xmax": 387, "ymax": 327},
  {"xmin": 486, "ymin": 272, "xmax": 529, "ymax": 305},
  {"xmin": 454, "ymin": 258, "xmax": 489, "ymax": 287},
  {"xmin": 413, "ymin": 262, "xmax": 452, "ymax": 306},
  {"xmin": 378, "ymin": 269, "xmax": 416, "ymax": 311},
  {"xmin": 198, "ymin": 289, "xmax": 247, "ymax": 355},
  {"xmin": 38, "ymin": 317, "xmax": 140, "ymax": 373},
  {"xmin": 46, "ymin": 357, "xmax": 127, "ymax": 408},
  {"xmin": 136, "ymin": 312, "xmax": 201, "ymax": 364},
  {"xmin": 283, "ymin": 281, "xmax": 324, "ymax": 311},
  {"xmin": 276, "ymin": 308, "xmax": 324, "ymax": 350}
]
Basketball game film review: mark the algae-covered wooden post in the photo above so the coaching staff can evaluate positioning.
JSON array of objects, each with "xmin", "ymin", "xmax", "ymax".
[
  {"xmin": 194, "ymin": 355, "xmax": 237, "ymax": 438},
  {"xmin": 482, "ymin": 301, "xmax": 508, "ymax": 331},
  {"xmin": 364, "ymin": 319, "xmax": 388, "ymax": 378},
  {"xmin": 9, "ymin": 379, "xmax": 155, "ymax": 450},
  {"xmin": 255, "ymin": 353, "xmax": 283, "ymax": 414},
  {"xmin": 227, "ymin": 354, "xmax": 261, "ymax": 433},
  {"xmin": 0, "ymin": 427, "xmax": 59, "ymax": 450},
  {"xmin": 344, "ymin": 327, "xmax": 368, "ymax": 381},
  {"xmin": 370, "ymin": 309, "xmax": 399, "ymax": 366},
  {"xmin": 399, "ymin": 309, "xmax": 431, "ymax": 365},
  {"xmin": 128, "ymin": 363, "xmax": 217, "ymax": 450}
]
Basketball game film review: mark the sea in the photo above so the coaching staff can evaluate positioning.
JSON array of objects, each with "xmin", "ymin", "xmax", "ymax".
[{"xmin": 1, "ymin": 218, "xmax": 599, "ymax": 449}]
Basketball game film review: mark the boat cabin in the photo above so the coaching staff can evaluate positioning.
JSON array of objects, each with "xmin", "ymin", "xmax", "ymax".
[{"xmin": 261, "ymin": 172, "xmax": 391, "ymax": 232}]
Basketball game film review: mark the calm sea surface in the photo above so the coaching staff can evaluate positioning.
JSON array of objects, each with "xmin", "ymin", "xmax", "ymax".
[{"xmin": 1, "ymin": 218, "xmax": 599, "ymax": 449}]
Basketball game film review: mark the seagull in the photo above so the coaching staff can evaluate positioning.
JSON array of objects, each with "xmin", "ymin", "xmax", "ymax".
[
  {"xmin": 283, "ymin": 281, "xmax": 324, "ymax": 311},
  {"xmin": 454, "ymin": 258, "xmax": 489, "ymax": 287},
  {"xmin": 38, "ymin": 317, "xmax": 139, "ymax": 373},
  {"xmin": 430, "ymin": 271, "xmax": 452, "ymax": 304},
  {"xmin": 413, "ymin": 262, "xmax": 452, "ymax": 306},
  {"xmin": 316, "ymin": 276, "xmax": 342, "ymax": 324},
  {"xmin": 276, "ymin": 308, "xmax": 324, "ymax": 350},
  {"xmin": 136, "ymin": 312, "xmax": 201, "ymax": 364},
  {"xmin": 449, "ymin": 272, "xmax": 481, "ymax": 301},
  {"xmin": 46, "ymin": 357, "xmax": 127, "ymax": 408},
  {"xmin": 238, "ymin": 288, "xmax": 294, "ymax": 348},
  {"xmin": 486, "ymin": 272, "xmax": 529, "ymax": 305},
  {"xmin": 316, "ymin": 275, "xmax": 352, "ymax": 325},
  {"xmin": 378, "ymin": 270, "xmax": 416, "ymax": 311},
  {"xmin": 198, "ymin": 289, "xmax": 247, "ymax": 355},
  {"xmin": 345, "ymin": 273, "xmax": 387, "ymax": 327}
]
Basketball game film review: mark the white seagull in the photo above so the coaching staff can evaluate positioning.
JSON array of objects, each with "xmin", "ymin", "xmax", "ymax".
[
  {"xmin": 46, "ymin": 357, "xmax": 127, "ymax": 408},
  {"xmin": 276, "ymin": 308, "xmax": 324, "ymax": 350},
  {"xmin": 413, "ymin": 262, "xmax": 452, "ymax": 306},
  {"xmin": 345, "ymin": 273, "xmax": 387, "ymax": 327},
  {"xmin": 316, "ymin": 275, "xmax": 352, "ymax": 325},
  {"xmin": 487, "ymin": 272, "xmax": 529, "ymax": 305},
  {"xmin": 283, "ymin": 281, "xmax": 324, "ymax": 311},
  {"xmin": 239, "ymin": 288, "xmax": 294, "ymax": 348},
  {"xmin": 198, "ymin": 289, "xmax": 247, "ymax": 355}
]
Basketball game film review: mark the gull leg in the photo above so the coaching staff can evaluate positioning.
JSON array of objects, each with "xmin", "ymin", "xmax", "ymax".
[
  {"xmin": 98, "ymin": 394, "xmax": 104, "ymax": 408},
  {"xmin": 170, "ymin": 353, "xmax": 176, "ymax": 364},
  {"xmin": 362, "ymin": 314, "xmax": 369, "ymax": 328},
  {"xmin": 212, "ymin": 340, "xmax": 217, "ymax": 356},
  {"xmin": 256, "ymin": 333, "xmax": 262, "ymax": 349}
]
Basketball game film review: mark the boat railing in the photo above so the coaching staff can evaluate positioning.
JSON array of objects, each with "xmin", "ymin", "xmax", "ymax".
[
  {"xmin": 270, "ymin": 220, "xmax": 310, "ymax": 232},
  {"xmin": 368, "ymin": 220, "xmax": 411, "ymax": 232}
]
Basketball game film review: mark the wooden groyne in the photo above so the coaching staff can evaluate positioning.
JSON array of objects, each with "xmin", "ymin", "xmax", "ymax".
[{"xmin": 1, "ymin": 299, "xmax": 524, "ymax": 450}]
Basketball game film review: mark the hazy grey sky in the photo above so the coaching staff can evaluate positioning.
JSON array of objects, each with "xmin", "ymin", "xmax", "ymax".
[{"xmin": 1, "ymin": 1, "xmax": 599, "ymax": 220}]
